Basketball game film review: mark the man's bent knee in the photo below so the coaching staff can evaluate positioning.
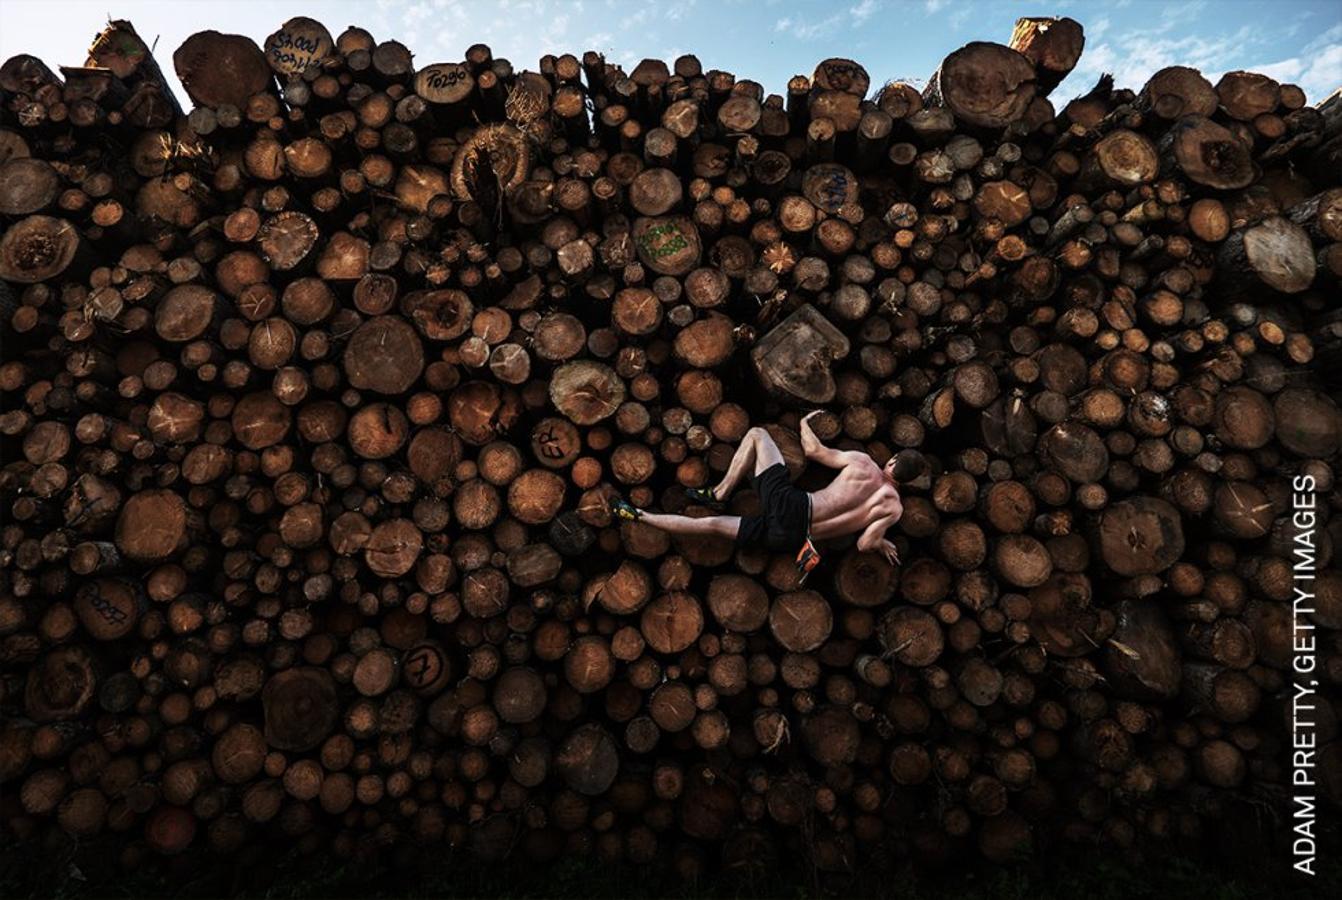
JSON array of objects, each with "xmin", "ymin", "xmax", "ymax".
[{"xmin": 753, "ymin": 432, "xmax": 784, "ymax": 472}]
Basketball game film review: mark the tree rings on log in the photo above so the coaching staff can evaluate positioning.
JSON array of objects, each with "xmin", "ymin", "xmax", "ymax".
[
  {"xmin": 172, "ymin": 31, "xmax": 271, "ymax": 110},
  {"xmin": 415, "ymin": 63, "xmax": 475, "ymax": 106},
  {"xmin": 451, "ymin": 124, "xmax": 529, "ymax": 201},
  {"xmin": 448, "ymin": 381, "xmax": 521, "ymax": 446},
  {"xmin": 25, "ymin": 646, "xmax": 97, "ymax": 722},
  {"xmin": 641, "ymin": 592, "xmax": 705, "ymax": 654},
  {"xmin": 632, "ymin": 215, "xmax": 702, "ymax": 276},
  {"xmin": 0, "ymin": 158, "xmax": 59, "ymax": 215},
  {"xmin": 1098, "ymin": 498, "xmax": 1184, "ymax": 576},
  {"xmin": 924, "ymin": 42, "xmax": 1036, "ymax": 129},
  {"xmin": 879, "ymin": 607, "xmax": 943, "ymax": 666},
  {"xmin": 555, "ymin": 724, "xmax": 619, "ymax": 795},
  {"xmin": 74, "ymin": 580, "xmax": 140, "ymax": 642},
  {"xmin": 343, "ymin": 316, "xmax": 424, "ymax": 395},
  {"xmin": 550, "ymin": 361, "xmax": 625, "ymax": 425},
  {"xmin": 405, "ymin": 288, "xmax": 473, "ymax": 341},
  {"xmin": 530, "ymin": 417, "xmax": 581, "ymax": 468},
  {"xmin": 493, "ymin": 667, "xmax": 547, "ymax": 723},
  {"xmin": 751, "ymin": 304, "xmax": 851, "ymax": 405},
  {"xmin": 834, "ymin": 550, "xmax": 899, "ymax": 607},
  {"xmin": 1038, "ymin": 422, "xmax": 1108, "ymax": 483},
  {"xmin": 1217, "ymin": 216, "xmax": 1315, "ymax": 294},
  {"xmin": 673, "ymin": 313, "xmax": 735, "ymax": 368},
  {"xmin": 257, "ymin": 212, "xmax": 319, "ymax": 270},
  {"xmin": 1273, "ymin": 389, "xmax": 1340, "ymax": 457},
  {"xmin": 1027, "ymin": 573, "xmax": 1109, "ymax": 657},
  {"xmin": 264, "ymin": 17, "xmax": 333, "ymax": 76},
  {"xmin": 1103, "ymin": 600, "xmax": 1181, "ymax": 700},
  {"xmin": 598, "ymin": 561, "xmax": 653, "ymax": 615},
  {"xmin": 707, "ymin": 573, "xmax": 770, "ymax": 632},
  {"xmin": 769, "ymin": 590, "xmax": 832, "ymax": 652},
  {"xmin": 115, "ymin": 489, "xmax": 188, "ymax": 562},
  {"xmin": 802, "ymin": 164, "xmax": 859, "ymax": 214},
  {"xmin": 1161, "ymin": 115, "xmax": 1256, "ymax": 190},
  {"xmin": 1213, "ymin": 386, "xmax": 1274, "ymax": 449},
  {"xmin": 0, "ymin": 215, "xmax": 84, "ymax": 283},
  {"xmin": 262, "ymin": 667, "xmax": 338, "ymax": 751}
]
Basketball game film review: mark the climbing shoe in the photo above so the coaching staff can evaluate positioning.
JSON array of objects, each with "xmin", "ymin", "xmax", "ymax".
[
  {"xmin": 684, "ymin": 486, "xmax": 723, "ymax": 507},
  {"xmin": 610, "ymin": 496, "xmax": 642, "ymax": 522}
]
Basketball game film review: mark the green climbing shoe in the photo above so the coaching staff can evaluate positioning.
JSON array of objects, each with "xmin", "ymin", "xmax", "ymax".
[
  {"xmin": 684, "ymin": 486, "xmax": 722, "ymax": 507},
  {"xmin": 610, "ymin": 496, "xmax": 642, "ymax": 522}
]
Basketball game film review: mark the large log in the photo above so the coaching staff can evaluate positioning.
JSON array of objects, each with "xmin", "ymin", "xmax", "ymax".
[
  {"xmin": 1008, "ymin": 17, "xmax": 1084, "ymax": 97},
  {"xmin": 751, "ymin": 304, "xmax": 850, "ymax": 404}
]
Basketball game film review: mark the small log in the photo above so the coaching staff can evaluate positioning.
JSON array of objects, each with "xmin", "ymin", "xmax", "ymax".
[
  {"xmin": 0, "ymin": 215, "xmax": 89, "ymax": 283},
  {"xmin": 263, "ymin": 17, "xmax": 334, "ymax": 76},
  {"xmin": 262, "ymin": 668, "xmax": 337, "ymax": 751},
  {"xmin": 549, "ymin": 361, "xmax": 625, "ymax": 425},
  {"xmin": 1159, "ymin": 115, "xmax": 1257, "ymax": 190},
  {"xmin": 1097, "ymin": 498, "xmax": 1185, "ymax": 576},
  {"xmin": 1216, "ymin": 216, "xmax": 1316, "ymax": 294}
]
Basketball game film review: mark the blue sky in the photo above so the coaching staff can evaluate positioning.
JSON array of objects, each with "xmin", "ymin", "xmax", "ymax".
[{"xmin": 1, "ymin": 1, "xmax": 1339, "ymax": 106}]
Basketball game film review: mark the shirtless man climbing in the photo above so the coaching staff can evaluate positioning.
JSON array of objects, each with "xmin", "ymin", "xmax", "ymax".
[{"xmin": 611, "ymin": 411, "xmax": 924, "ymax": 579}]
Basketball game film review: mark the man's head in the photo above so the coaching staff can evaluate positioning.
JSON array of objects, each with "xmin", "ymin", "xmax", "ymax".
[{"xmin": 883, "ymin": 450, "xmax": 927, "ymax": 485}]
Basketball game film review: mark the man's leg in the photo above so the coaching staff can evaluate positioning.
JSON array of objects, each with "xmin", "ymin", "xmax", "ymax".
[
  {"xmin": 610, "ymin": 495, "xmax": 742, "ymax": 539},
  {"xmin": 712, "ymin": 427, "xmax": 785, "ymax": 499},
  {"xmin": 637, "ymin": 511, "xmax": 742, "ymax": 539}
]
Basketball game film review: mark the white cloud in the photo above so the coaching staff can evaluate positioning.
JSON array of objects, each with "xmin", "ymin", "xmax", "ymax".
[
  {"xmin": 924, "ymin": 0, "xmax": 947, "ymax": 12},
  {"xmin": 948, "ymin": 6, "xmax": 971, "ymax": 30},
  {"xmin": 1159, "ymin": 0, "xmax": 1208, "ymax": 31},
  {"xmin": 621, "ymin": 8, "xmax": 653, "ymax": 30},
  {"xmin": 1091, "ymin": 17, "xmax": 1110, "ymax": 40},
  {"xmin": 774, "ymin": 13, "xmax": 844, "ymax": 41},
  {"xmin": 1059, "ymin": 22, "xmax": 1320, "ymax": 102},
  {"xmin": 850, "ymin": 0, "xmax": 879, "ymax": 25},
  {"xmin": 1235, "ymin": 43, "xmax": 1342, "ymax": 104},
  {"xmin": 404, "ymin": 3, "xmax": 433, "ymax": 27},
  {"xmin": 1304, "ymin": 22, "xmax": 1342, "ymax": 55},
  {"xmin": 1247, "ymin": 57, "xmax": 1303, "ymax": 84},
  {"xmin": 1298, "ymin": 43, "xmax": 1342, "ymax": 102}
]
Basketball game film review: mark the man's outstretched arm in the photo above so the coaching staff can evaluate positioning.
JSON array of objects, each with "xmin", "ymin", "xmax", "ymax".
[
  {"xmin": 856, "ymin": 514, "xmax": 900, "ymax": 565},
  {"xmin": 799, "ymin": 411, "xmax": 851, "ymax": 469}
]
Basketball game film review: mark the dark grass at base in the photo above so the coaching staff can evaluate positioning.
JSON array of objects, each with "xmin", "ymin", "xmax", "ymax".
[{"xmin": 2, "ymin": 835, "xmax": 1337, "ymax": 900}]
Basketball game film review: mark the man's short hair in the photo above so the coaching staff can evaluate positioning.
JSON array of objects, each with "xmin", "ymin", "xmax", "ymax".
[{"xmin": 888, "ymin": 450, "xmax": 927, "ymax": 483}]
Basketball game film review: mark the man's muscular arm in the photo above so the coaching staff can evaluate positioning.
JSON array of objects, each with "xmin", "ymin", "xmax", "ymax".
[
  {"xmin": 867, "ymin": 495, "xmax": 904, "ymax": 565},
  {"xmin": 799, "ymin": 411, "xmax": 851, "ymax": 469},
  {"xmin": 856, "ymin": 514, "xmax": 896, "ymax": 553}
]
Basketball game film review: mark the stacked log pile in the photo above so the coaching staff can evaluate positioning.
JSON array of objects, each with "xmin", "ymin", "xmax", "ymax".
[{"xmin": 1, "ymin": 13, "xmax": 1340, "ymax": 879}]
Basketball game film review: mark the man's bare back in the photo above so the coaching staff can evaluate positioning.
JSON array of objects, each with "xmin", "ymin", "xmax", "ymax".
[
  {"xmin": 797, "ymin": 411, "xmax": 905, "ymax": 565},
  {"xmin": 808, "ymin": 455, "xmax": 903, "ymax": 542}
]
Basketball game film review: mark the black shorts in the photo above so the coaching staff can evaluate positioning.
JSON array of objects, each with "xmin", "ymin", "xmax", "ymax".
[{"xmin": 735, "ymin": 463, "xmax": 811, "ymax": 551}]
